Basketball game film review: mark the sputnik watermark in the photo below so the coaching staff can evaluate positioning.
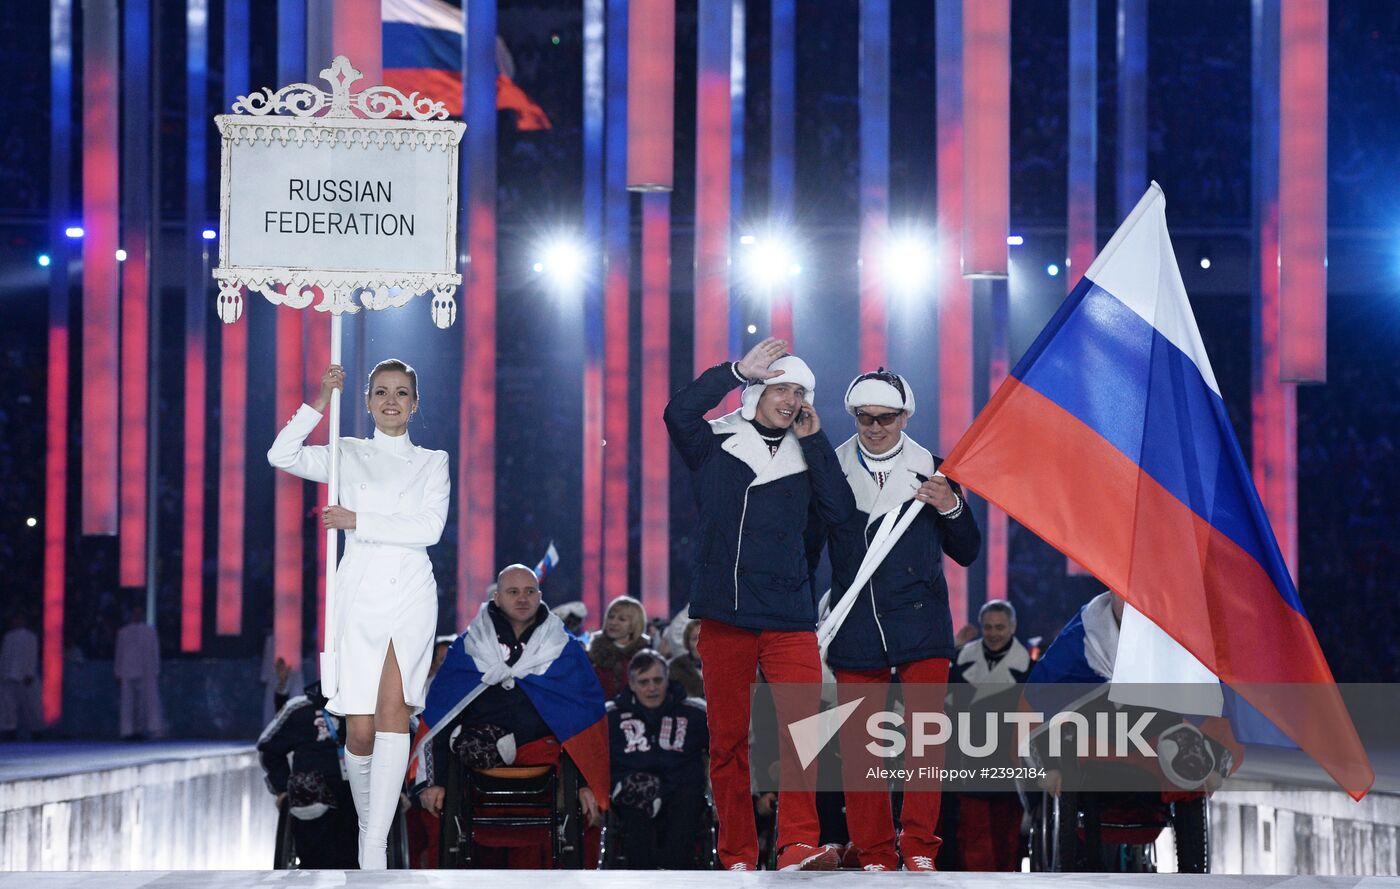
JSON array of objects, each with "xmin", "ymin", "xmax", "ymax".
[{"xmin": 787, "ymin": 697, "xmax": 1156, "ymax": 770}]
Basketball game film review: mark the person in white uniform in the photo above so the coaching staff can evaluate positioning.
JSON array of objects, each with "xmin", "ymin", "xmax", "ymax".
[
  {"xmin": 114, "ymin": 604, "xmax": 163, "ymax": 739},
  {"xmin": 268, "ymin": 359, "xmax": 449, "ymax": 870},
  {"xmin": 0, "ymin": 612, "xmax": 41, "ymax": 739}
]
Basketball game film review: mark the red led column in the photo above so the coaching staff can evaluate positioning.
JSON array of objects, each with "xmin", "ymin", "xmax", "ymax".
[
  {"xmin": 1278, "ymin": 0, "xmax": 1327, "ymax": 383},
  {"xmin": 693, "ymin": 0, "xmax": 731, "ymax": 380},
  {"xmin": 639, "ymin": 194, "xmax": 671, "ymax": 616},
  {"xmin": 936, "ymin": 0, "xmax": 970, "ymax": 627},
  {"xmin": 81, "ymin": 0, "xmax": 120, "ymax": 535}
]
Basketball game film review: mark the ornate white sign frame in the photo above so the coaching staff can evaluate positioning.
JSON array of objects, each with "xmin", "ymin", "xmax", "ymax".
[{"xmin": 212, "ymin": 56, "xmax": 466, "ymax": 329}]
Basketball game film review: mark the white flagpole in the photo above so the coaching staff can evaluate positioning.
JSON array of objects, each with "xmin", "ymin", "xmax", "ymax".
[{"xmin": 320, "ymin": 313, "xmax": 343, "ymax": 696}]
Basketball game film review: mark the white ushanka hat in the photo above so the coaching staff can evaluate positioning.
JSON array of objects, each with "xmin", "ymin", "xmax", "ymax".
[
  {"xmin": 844, "ymin": 368, "xmax": 916, "ymax": 418},
  {"xmin": 740, "ymin": 355, "xmax": 817, "ymax": 421}
]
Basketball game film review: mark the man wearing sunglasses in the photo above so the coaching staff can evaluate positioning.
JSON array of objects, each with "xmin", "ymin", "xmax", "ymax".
[
  {"xmin": 819, "ymin": 369, "xmax": 981, "ymax": 871},
  {"xmin": 663, "ymin": 336, "xmax": 856, "ymax": 871}
]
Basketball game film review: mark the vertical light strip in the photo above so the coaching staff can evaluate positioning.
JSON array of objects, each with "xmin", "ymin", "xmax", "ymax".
[
  {"xmin": 935, "ymin": 0, "xmax": 970, "ymax": 627},
  {"xmin": 181, "ymin": 0, "xmax": 210, "ymax": 652},
  {"xmin": 603, "ymin": 0, "xmax": 631, "ymax": 601},
  {"xmin": 274, "ymin": 307, "xmax": 305, "ymax": 665},
  {"xmin": 332, "ymin": 0, "xmax": 381, "ymax": 80},
  {"xmin": 626, "ymin": 0, "xmax": 675, "ymax": 190},
  {"xmin": 639, "ymin": 194, "xmax": 671, "ymax": 617},
  {"xmin": 81, "ymin": 0, "xmax": 120, "ymax": 535},
  {"xmin": 858, "ymin": 0, "xmax": 890, "ymax": 371},
  {"xmin": 216, "ymin": 0, "xmax": 250, "ymax": 635},
  {"xmin": 727, "ymin": 0, "xmax": 746, "ymax": 366},
  {"xmin": 1278, "ymin": 0, "xmax": 1327, "ymax": 383},
  {"xmin": 961, "ymin": 0, "xmax": 1009, "ymax": 278},
  {"xmin": 581, "ymin": 0, "xmax": 605, "ymax": 618},
  {"xmin": 693, "ymin": 0, "xmax": 732, "ymax": 379},
  {"xmin": 1115, "ymin": 0, "xmax": 1147, "ymax": 219},
  {"xmin": 984, "ymin": 281, "xmax": 1010, "ymax": 604},
  {"xmin": 274, "ymin": 0, "xmax": 306, "ymax": 666},
  {"xmin": 1064, "ymin": 0, "xmax": 1096, "ymax": 577},
  {"xmin": 457, "ymin": 0, "xmax": 498, "ymax": 624},
  {"xmin": 119, "ymin": 0, "xmax": 152, "ymax": 588},
  {"xmin": 768, "ymin": 0, "xmax": 795, "ymax": 344},
  {"xmin": 1251, "ymin": 0, "xmax": 1297, "ymax": 580},
  {"xmin": 44, "ymin": 0, "xmax": 74, "ymax": 724}
]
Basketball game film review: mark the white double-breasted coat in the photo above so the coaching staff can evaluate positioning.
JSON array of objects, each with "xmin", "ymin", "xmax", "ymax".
[{"xmin": 268, "ymin": 403, "xmax": 448, "ymax": 716}]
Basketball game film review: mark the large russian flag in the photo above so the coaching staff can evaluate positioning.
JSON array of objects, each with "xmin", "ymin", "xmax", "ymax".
[
  {"xmin": 382, "ymin": 0, "xmax": 552, "ymax": 129},
  {"xmin": 941, "ymin": 183, "xmax": 1373, "ymax": 800}
]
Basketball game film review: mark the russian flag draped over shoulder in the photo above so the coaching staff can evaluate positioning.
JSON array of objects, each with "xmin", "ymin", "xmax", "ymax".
[
  {"xmin": 941, "ymin": 183, "xmax": 1373, "ymax": 800},
  {"xmin": 412, "ymin": 604, "xmax": 609, "ymax": 807}
]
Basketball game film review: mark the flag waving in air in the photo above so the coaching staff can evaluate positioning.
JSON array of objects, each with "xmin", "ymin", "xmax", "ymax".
[
  {"xmin": 941, "ymin": 183, "xmax": 1372, "ymax": 800},
  {"xmin": 382, "ymin": 0, "xmax": 552, "ymax": 130}
]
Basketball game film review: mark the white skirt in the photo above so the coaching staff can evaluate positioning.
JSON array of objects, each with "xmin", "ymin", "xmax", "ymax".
[{"xmin": 325, "ymin": 542, "xmax": 438, "ymax": 717}]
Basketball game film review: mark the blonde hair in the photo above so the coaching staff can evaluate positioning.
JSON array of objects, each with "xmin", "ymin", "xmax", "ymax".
[{"xmin": 604, "ymin": 596, "xmax": 646, "ymax": 646}]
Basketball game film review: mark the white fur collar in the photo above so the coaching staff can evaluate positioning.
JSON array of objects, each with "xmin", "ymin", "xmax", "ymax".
[
  {"xmin": 708, "ymin": 410, "xmax": 808, "ymax": 485},
  {"xmin": 836, "ymin": 433, "xmax": 937, "ymax": 526}
]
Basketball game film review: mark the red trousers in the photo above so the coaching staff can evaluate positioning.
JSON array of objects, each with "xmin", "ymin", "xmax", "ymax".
[
  {"xmin": 696, "ymin": 619, "xmax": 824, "ymax": 869},
  {"xmin": 834, "ymin": 656, "xmax": 950, "ymax": 869},
  {"xmin": 958, "ymin": 794, "xmax": 1023, "ymax": 871}
]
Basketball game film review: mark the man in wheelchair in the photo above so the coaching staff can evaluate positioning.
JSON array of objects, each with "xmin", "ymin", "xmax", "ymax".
[
  {"xmin": 411, "ymin": 564, "xmax": 610, "ymax": 867},
  {"xmin": 1025, "ymin": 590, "xmax": 1241, "ymax": 873},
  {"xmin": 257, "ymin": 680, "xmax": 360, "ymax": 869},
  {"xmin": 605, "ymin": 649, "xmax": 710, "ymax": 869}
]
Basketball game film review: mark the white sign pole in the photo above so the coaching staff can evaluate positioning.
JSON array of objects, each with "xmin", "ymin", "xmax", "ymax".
[
  {"xmin": 213, "ymin": 56, "xmax": 463, "ymax": 694},
  {"xmin": 321, "ymin": 313, "xmax": 343, "ymax": 694}
]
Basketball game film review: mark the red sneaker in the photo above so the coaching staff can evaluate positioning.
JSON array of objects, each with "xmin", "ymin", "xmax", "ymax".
[
  {"xmin": 778, "ymin": 843, "xmax": 841, "ymax": 871},
  {"xmin": 901, "ymin": 851, "xmax": 938, "ymax": 872}
]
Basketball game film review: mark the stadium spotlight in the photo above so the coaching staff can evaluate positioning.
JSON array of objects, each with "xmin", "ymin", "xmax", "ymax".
[
  {"xmin": 1199, "ymin": 257, "xmax": 1211, "ymax": 270},
  {"xmin": 37, "ymin": 254, "xmax": 51, "ymax": 267},
  {"xmin": 1046, "ymin": 263, "xmax": 1060, "ymax": 277},
  {"xmin": 26, "ymin": 517, "xmax": 37, "ymax": 528},
  {"xmin": 536, "ymin": 238, "xmax": 587, "ymax": 288},
  {"xmin": 115, "ymin": 249, "xmax": 128, "ymax": 262},
  {"xmin": 742, "ymin": 237, "xmax": 799, "ymax": 287},
  {"xmin": 64, "ymin": 226, "xmax": 84, "ymax": 239},
  {"xmin": 202, "ymin": 228, "xmax": 217, "ymax": 241},
  {"xmin": 886, "ymin": 233, "xmax": 936, "ymax": 294},
  {"xmin": 746, "ymin": 323, "xmax": 758, "ymax": 334},
  {"xmin": 1006, "ymin": 234, "xmax": 1024, "ymax": 246}
]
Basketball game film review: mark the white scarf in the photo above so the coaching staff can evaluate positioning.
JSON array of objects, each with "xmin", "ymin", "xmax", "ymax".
[
  {"xmin": 956, "ymin": 638, "xmax": 1031, "ymax": 702},
  {"xmin": 463, "ymin": 603, "xmax": 570, "ymax": 690}
]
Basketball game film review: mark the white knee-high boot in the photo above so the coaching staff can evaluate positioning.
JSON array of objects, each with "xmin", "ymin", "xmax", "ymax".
[
  {"xmin": 343, "ymin": 748, "xmax": 373, "ymax": 864},
  {"xmin": 361, "ymin": 731, "xmax": 410, "ymax": 870}
]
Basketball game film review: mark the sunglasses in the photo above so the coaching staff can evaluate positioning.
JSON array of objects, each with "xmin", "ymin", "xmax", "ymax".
[{"xmin": 855, "ymin": 410, "xmax": 904, "ymax": 428}]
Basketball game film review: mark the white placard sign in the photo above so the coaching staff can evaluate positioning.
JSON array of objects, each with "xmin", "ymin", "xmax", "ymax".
[{"xmin": 212, "ymin": 57, "xmax": 466, "ymax": 328}]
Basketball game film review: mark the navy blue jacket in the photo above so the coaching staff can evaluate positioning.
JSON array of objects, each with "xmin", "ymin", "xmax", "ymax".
[
  {"xmin": 607, "ymin": 680, "xmax": 708, "ymax": 795},
  {"xmin": 256, "ymin": 695, "xmax": 345, "ymax": 795},
  {"xmin": 819, "ymin": 435, "xmax": 981, "ymax": 670},
  {"xmin": 665, "ymin": 363, "xmax": 857, "ymax": 631}
]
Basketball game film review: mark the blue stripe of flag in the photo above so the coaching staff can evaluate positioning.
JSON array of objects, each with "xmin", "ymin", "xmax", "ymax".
[
  {"xmin": 1014, "ymin": 279, "xmax": 1303, "ymax": 617},
  {"xmin": 382, "ymin": 20, "xmax": 458, "ymax": 71}
]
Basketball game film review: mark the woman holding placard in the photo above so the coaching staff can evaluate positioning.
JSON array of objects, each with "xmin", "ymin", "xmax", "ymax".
[{"xmin": 268, "ymin": 359, "xmax": 449, "ymax": 870}]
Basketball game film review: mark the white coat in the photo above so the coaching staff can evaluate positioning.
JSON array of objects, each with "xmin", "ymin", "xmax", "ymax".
[
  {"xmin": 268, "ymin": 403, "xmax": 448, "ymax": 716},
  {"xmin": 114, "ymin": 621, "xmax": 163, "ymax": 737}
]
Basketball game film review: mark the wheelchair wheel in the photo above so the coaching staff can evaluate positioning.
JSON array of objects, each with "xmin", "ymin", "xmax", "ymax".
[
  {"xmin": 555, "ymin": 754, "xmax": 585, "ymax": 868},
  {"xmin": 1050, "ymin": 790, "xmax": 1081, "ymax": 872},
  {"xmin": 1172, "ymin": 796, "xmax": 1210, "ymax": 873},
  {"xmin": 1027, "ymin": 793, "xmax": 1051, "ymax": 872},
  {"xmin": 387, "ymin": 803, "xmax": 411, "ymax": 869},
  {"xmin": 598, "ymin": 808, "xmax": 622, "ymax": 869},
  {"xmin": 272, "ymin": 800, "xmax": 296, "ymax": 869}
]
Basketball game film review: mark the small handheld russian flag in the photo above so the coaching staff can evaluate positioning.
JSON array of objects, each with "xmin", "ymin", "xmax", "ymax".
[{"xmin": 534, "ymin": 541, "xmax": 560, "ymax": 583}]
